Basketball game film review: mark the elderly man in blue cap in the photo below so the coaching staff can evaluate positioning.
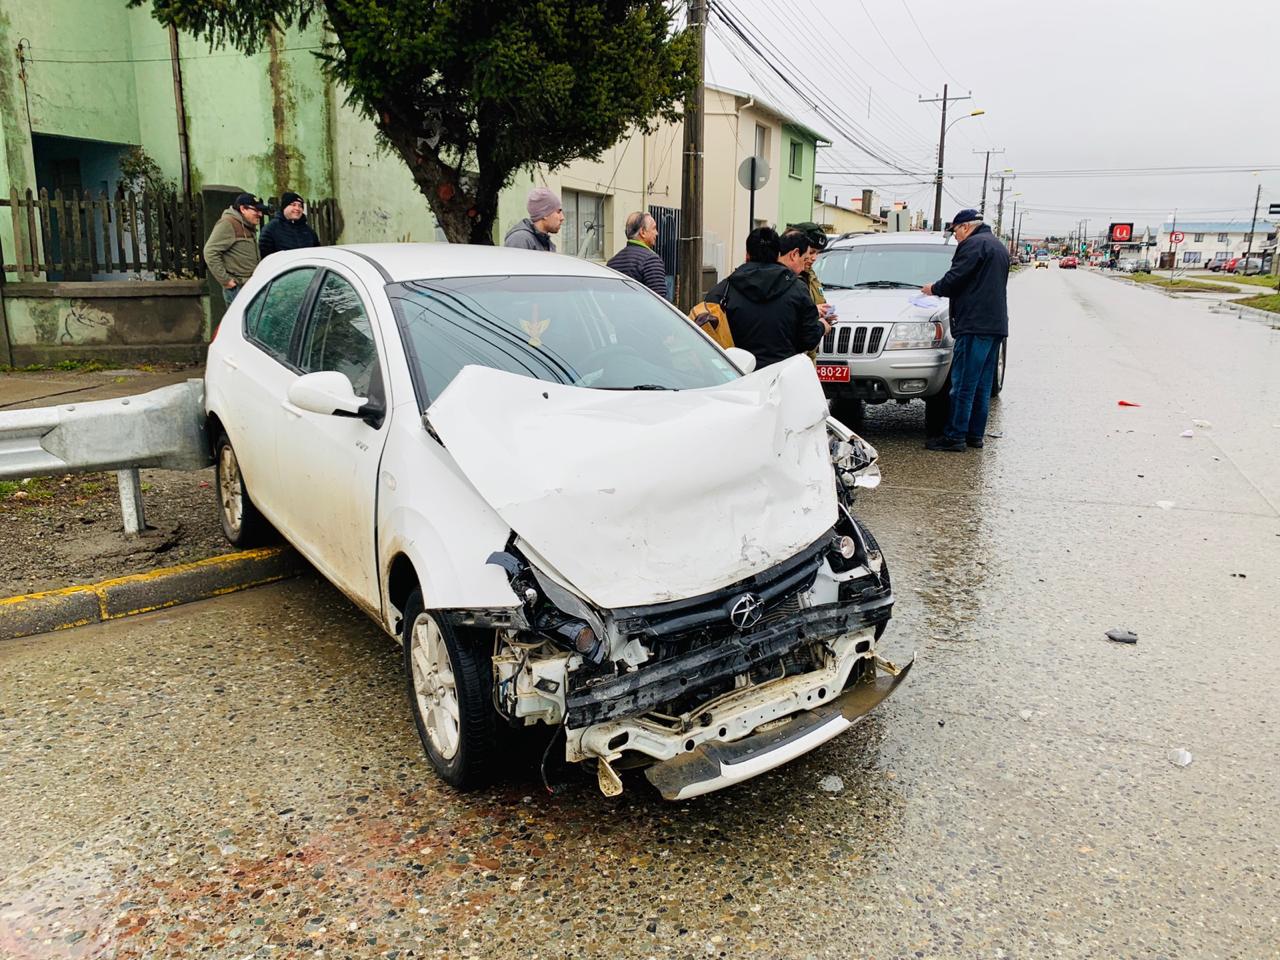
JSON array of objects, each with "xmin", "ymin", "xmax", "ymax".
[{"xmin": 920, "ymin": 208, "xmax": 1010, "ymax": 452}]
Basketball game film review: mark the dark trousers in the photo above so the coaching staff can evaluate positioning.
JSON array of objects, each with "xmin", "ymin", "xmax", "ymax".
[{"xmin": 945, "ymin": 334, "xmax": 1000, "ymax": 441}]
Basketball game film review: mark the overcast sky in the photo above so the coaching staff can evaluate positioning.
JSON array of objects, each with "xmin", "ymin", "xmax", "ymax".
[{"xmin": 705, "ymin": 0, "xmax": 1280, "ymax": 237}]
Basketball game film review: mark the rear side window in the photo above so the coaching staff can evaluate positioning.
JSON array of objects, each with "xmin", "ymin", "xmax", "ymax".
[
  {"xmin": 247, "ymin": 267, "xmax": 317, "ymax": 361},
  {"xmin": 299, "ymin": 273, "xmax": 380, "ymax": 397}
]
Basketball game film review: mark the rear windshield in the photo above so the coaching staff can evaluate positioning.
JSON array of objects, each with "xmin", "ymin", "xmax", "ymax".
[
  {"xmin": 815, "ymin": 244, "xmax": 956, "ymax": 289},
  {"xmin": 387, "ymin": 275, "xmax": 739, "ymax": 405}
]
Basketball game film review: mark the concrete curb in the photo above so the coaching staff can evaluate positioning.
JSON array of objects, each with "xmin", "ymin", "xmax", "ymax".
[{"xmin": 0, "ymin": 546, "xmax": 305, "ymax": 642}]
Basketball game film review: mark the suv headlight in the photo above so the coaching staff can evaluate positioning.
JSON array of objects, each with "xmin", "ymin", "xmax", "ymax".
[{"xmin": 884, "ymin": 320, "xmax": 944, "ymax": 350}]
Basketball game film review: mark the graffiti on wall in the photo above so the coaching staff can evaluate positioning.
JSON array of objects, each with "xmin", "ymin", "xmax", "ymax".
[{"xmin": 59, "ymin": 303, "xmax": 115, "ymax": 345}]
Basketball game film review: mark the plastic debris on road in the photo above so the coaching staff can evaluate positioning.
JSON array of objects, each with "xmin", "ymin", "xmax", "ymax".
[
  {"xmin": 1155, "ymin": 500, "xmax": 1175, "ymax": 510},
  {"xmin": 1117, "ymin": 400, "xmax": 1142, "ymax": 407},
  {"xmin": 1105, "ymin": 628, "xmax": 1139, "ymax": 644},
  {"xmin": 1018, "ymin": 709, "xmax": 1033, "ymax": 722},
  {"xmin": 1180, "ymin": 429, "xmax": 1194, "ymax": 438},
  {"xmin": 1168, "ymin": 748, "xmax": 1193, "ymax": 768},
  {"xmin": 1191, "ymin": 419, "xmax": 1212, "ymax": 429},
  {"xmin": 818, "ymin": 775, "xmax": 845, "ymax": 794}
]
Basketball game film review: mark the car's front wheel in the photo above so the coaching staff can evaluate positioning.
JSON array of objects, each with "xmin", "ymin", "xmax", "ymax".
[
  {"xmin": 214, "ymin": 431, "xmax": 272, "ymax": 547},
  {"xmin": 403, "ymin": 589, "xmax": 499, "ymax": 789},
  {"xmin": 990, "ymin": 339, "xmax": 1007, "ymax": 397}
]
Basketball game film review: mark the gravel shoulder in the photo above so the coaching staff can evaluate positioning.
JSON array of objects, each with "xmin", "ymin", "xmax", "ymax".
[{"xmin": 0, "ymin": 467, "xmax": 232, "ymax": 597}]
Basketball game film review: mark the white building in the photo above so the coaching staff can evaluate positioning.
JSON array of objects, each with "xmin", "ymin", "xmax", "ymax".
[{"xmin": 1152, "ymin": 221, "xmax": 1275, "ymax": 269}]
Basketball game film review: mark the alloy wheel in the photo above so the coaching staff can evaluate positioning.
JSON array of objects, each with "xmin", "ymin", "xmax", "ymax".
[
  {"xmin": 218, "ymin": 443, "xmax": 244, "ymax": 538},
  {"xmin": 410, "ymin": 614, "xmax": 461, "ymax": 760}
]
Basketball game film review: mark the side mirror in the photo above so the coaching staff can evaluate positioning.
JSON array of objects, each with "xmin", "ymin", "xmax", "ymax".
[
  {"xmin": 288, "ymin": 371, "xmax": 366, "ymax": 416},
  {"xmin": 725, "ymin": 347, "xmax": 757, "ymax": 373}
]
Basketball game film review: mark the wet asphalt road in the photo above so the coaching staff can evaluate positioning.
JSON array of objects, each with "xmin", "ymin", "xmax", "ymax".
[{"xmin": 2, "ymin": 268, "xmax": 1278, "ymax": 959}]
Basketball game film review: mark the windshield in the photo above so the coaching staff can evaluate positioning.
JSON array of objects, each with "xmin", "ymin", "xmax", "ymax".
[
  {"xmin": 815, "ymin": 244, "xmax": 955, "ymax": 289},
  {"xmin": 387, "ymin": 275, "xmax": 739, "ymax": 404}
]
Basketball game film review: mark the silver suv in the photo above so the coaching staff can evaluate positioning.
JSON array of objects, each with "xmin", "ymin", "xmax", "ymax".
[{"xmin": 813, "ymin": 231, "xmax": 1006, "ymax": 433}]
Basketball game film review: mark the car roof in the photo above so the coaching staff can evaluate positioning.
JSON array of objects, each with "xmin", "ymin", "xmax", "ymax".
[
  {"xmin": 338, "ymin": 243, "xmax": 622, "ymax": 282},
  {"xmin": 825, "ymin": 231, "xmax": 954, "ymax": 250},
  {"xmin": 253, "ymin": 242, "xmax": 627, "ymax": 283}
]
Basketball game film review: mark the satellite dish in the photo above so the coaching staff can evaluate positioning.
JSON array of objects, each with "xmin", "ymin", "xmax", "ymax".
[{"xmin": 737, "ymin": 155, "xmax": 770, "ymax": 190}]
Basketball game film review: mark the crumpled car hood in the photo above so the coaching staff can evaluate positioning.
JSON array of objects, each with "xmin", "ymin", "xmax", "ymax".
[{"xmin": 426, "ymin": 355, "xmax": 837, "ymax": 610}]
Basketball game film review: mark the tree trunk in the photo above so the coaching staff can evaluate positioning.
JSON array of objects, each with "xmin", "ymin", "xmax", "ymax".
[{"xmin": 380, "ymin": 124, "xmax": 500, "ymax": 245}]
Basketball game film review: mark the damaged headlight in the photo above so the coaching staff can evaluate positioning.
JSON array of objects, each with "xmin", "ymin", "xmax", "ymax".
[
  {"xmin": 829, "ymin": 433, "xmax": 881, "ymax": 491},
  {"xmin": 487, "ymin": 549, "xmax": 607, "ymax": 664}
]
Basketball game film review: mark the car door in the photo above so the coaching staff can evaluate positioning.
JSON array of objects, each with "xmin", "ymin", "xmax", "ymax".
[
  {"xmin": 273, "ymin": 267, "xmax": 390, "ymax": 613},
  {"xmin": 216, "ymin": 266, "xmax": 320, "ymax": 522}
]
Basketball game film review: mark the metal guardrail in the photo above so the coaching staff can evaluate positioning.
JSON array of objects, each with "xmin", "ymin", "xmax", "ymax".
[{"xmin": 0, "ymin": 380, "xmax": 213, "ymax": 533}]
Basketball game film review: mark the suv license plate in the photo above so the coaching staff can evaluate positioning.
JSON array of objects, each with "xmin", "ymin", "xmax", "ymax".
[{"xmin": 817, "ymin": 364, "xmax": 850, "ymax": 383}]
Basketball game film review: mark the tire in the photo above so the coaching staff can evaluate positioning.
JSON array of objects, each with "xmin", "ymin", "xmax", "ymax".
[
  {"xmin": 403, "ymin": 589, "xmax": 500, "ymax": 790},
  {"xmin": 832, "ymin": 397, "xmax": 865, "ymax": 428},
  {"xmin": 924, "ymin": 381, "xmax": 951, "ymax": 437},
  {"xmin": 990, "ymin": 339, "xmax": 1007, "ymax": 397},
  {"xmin": 214, "ymin": 431, "xmax": 272, "ymax": 547}
]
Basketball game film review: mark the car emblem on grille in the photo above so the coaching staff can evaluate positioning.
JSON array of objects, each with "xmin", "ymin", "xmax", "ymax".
[{"xmin": 729, "ymin": 593, "xmax": 764, "ymax": 630}]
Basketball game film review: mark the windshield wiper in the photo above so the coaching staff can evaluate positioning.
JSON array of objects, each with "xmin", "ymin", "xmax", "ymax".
[
  {"xmin": 599, "ymin": 383, "xmax": 674, "ymax": 391},
  {"xmin": 852, "ymin": 281, "xmax": 919, "ymax": 289},
  {"xmin": 821, "ymin": 282, "xmax": 854, "ymax": 290}
]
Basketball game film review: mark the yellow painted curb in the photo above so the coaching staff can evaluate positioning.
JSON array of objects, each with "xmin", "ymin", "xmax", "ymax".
[{"xmin": 0, "ymin": 546, "xmax": 305, "ymax": 641}]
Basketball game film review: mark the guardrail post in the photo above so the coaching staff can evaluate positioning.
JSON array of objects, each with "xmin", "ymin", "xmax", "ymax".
[{"xmin": 116, "ymin": 468, "xmax": 147, "ymax": 535}]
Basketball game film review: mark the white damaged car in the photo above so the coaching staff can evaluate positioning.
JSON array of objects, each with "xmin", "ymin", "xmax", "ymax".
[{"xmin": 204, "ymin": 244, "xmax": 910, "ymax": 800}]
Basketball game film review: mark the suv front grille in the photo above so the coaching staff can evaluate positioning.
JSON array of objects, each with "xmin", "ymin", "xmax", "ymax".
[{"xmin": 820, "ymin": 323, "xmax": 887, "ymax": 358}]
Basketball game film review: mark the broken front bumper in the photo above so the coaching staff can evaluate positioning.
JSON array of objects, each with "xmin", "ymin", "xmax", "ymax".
[
  {"xmin": 564, "ymin": 597, "xmax": 907, "ymax": 798},
  {"xmin": 645, "ymin": 655, "xmax": 912, "ymax": 800}
]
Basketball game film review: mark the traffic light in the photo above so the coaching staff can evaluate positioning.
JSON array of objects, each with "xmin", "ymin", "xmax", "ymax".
[{"xmin": 1080, "ymin": 242, "xmax": 1087, "ymax": 253}]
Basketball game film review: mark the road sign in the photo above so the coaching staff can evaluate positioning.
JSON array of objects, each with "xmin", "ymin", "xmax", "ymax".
[
  {"xmin": 1170, "ymin": 231, "xmax": 1185, "ymax": 244},
  {"xmin": 1108, "ymin": 222, "xmax": 1133, "ymax": 243},
  {"xmin": 737, "ymin": 156, "xmax": 770, "ymax": 190},
  {"xmin": 1269, "ymin": 203, "xmax": 1280, "ymax": 216}
]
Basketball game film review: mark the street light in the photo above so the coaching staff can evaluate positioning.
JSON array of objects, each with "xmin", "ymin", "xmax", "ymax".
[{"xmin": 932, "ymin": 107, "xmax": 986, "ymax": 231}]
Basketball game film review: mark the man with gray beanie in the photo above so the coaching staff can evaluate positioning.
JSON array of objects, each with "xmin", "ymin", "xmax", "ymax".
[{"xmin": 504, "ymin": 187, "xmax": 564, "ymax": 251}]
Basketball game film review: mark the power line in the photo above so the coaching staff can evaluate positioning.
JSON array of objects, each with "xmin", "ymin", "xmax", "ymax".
[{"xmin": 898, "ymin": 0, "xmax": 965, "ymax": 88}]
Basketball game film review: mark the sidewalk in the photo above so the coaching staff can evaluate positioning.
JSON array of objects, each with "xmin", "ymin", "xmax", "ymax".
[{"xmin": 0, "ymin": 362, "xmax": 303, "ymax": 637}]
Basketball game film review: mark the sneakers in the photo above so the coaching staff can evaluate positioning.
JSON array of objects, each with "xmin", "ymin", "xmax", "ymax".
[
  {"xmin": 966, "ymin": 436, "xmax": 985, "ymax": 448},
  {"xmin": 924, "ymin": 436, "xmax": 966, "ymax": 452}
]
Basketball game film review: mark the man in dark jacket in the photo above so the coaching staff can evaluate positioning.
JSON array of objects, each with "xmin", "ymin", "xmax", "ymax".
[
  {"xmin": 259, "ymin": 192, "xmax": 320, "ymax": 258},
  {"xmin": 606, "ymin": 212, "xmax": 668, "ymax": 298},
  {"xmin": 705, "ymin": 227, "xmax": 829, "ymax": 369},
  {"xmin": 503, "ymin": 187, "xmax": 563, "ymax": 251},
  {"xmin": 921, "ymin": 208, "xmax": 1009, "ymax": 452}
]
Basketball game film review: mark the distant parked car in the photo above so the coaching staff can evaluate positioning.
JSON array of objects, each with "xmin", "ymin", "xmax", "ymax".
[
  {"xmin": 1059, "ymin": 256, "xmax": 1078, "ymax": 269},
  {"xmin": 1236, "ymin": 256, "xmax": 1270, "ymax": 275},
  {"xmin": 1222, "ymin": 257, "xmax": 1240, "ymax": 274},
  {"xmin": 1034, "ymin": 259, "xmax": 1048, "ymax": 269}
]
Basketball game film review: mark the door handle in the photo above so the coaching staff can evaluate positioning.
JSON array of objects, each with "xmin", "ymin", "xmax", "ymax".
[
  {"xmin": 221, "ymin": 355, "xmax": 239, "ymax": 370},
  {"xmin": 281, "ymin": 400, "xmax": 303, "ymax": 419}
]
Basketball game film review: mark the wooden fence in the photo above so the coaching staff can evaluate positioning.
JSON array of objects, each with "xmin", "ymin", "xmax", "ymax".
[{"xmin": 1, "ymin": 190, "xmax": 342, "ymax": 281}]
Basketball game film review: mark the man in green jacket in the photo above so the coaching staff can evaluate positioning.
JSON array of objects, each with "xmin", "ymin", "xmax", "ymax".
[{"xmin": 204, "ymin": 194, "xmax": 267, "ymax": 304}]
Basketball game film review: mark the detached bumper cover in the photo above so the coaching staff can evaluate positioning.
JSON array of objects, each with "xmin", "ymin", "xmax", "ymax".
[
  {"xmin": 644, "ymin": 655, "xmax": 913, "ymax": 800},
  {"xmin": 565, "ymin": 597, "xmax": 893, "ymax": 728}
]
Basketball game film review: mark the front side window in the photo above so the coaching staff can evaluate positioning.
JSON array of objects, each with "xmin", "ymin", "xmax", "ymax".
[
  {"xmin": 816, "ymin": 244, "xmax": 956, "ymax": 289},
  {"xmin": 562, "ymin": 190, "xmax": 606, "ymax": 260},
  {"xmin": 388, "ymin": 274, "xmax": 739, "ymax": 404},
  {"xmin": 300, "ymin": 272, "xmax": 380, "ymax": 397},
  {"xmin": 248, "ymin": 267, "xmax": 317, "ymax": 361}
]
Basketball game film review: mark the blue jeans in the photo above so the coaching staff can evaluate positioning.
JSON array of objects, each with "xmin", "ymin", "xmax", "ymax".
[
  {"xmin": 945, "ymin": 334, "xmax": 1001, "ymax": 442},
  {"xmin": 222, "ymin": 285, "xmax": 240, "ymax": 305}
]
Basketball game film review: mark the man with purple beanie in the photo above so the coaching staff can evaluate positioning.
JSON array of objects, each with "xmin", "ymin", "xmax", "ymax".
[{"xmin": 504, "ymin": 186, "xmax": 565, "ymax": 251}]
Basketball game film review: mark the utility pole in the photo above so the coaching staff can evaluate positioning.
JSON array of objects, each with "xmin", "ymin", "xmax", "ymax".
[
  {"xmin": 1008, "ymin": 199, "xmax": 1018, "ymax": 255},
  {"xmin": 994, "ymin": 175, "xmax": 1010, "ymax": 238},
  {"xmin": 973, "ymin": 148, "xmax": 1003, "ymax": 218},
  {"xmin": 1243, "ymin": 182, "xmax": 1261, "ymax": 266},
  {"xmin": 920, "ymin": 85, "xmax": 971, "ymax": 231},
  {"xmin": 676, "ymin": 0, "xmax": 707, "ymax": 313}
]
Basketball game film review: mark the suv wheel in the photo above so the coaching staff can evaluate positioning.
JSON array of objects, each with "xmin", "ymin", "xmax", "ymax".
[
  {"xmin": 990, "ymin": 339, "xmax": 1007, "ymax": 397},
  {"xmin": 214, "ymin": 431, "xmax": 272, "ymax": 547},
  {"xmin": 403, "ymin": 589, "xmax": 499, "ymax": 789},
  {"xmin": 924, "ymin": 385, "xmax": 950, "ymax": 437}
]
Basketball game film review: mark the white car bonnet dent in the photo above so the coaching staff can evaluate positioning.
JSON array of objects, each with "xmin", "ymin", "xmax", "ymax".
[{"xmin": 427, "ymin": 355, "xmax": 838, "ymax": 609}]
